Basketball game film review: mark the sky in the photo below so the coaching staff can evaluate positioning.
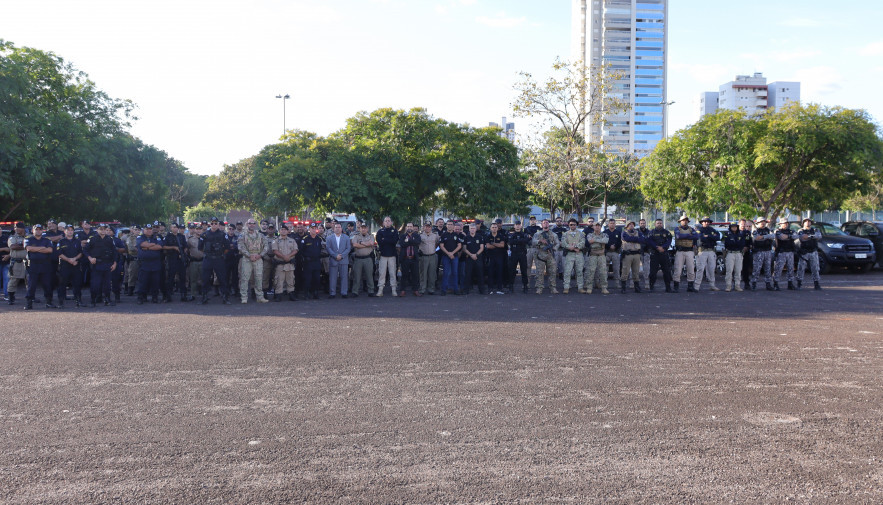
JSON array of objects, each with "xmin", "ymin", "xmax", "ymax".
[{"xmin": 3, "ymin": 0, "xmax": 882, "ymax": 176}]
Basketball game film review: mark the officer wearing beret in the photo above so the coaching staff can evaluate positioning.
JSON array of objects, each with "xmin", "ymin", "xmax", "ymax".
[
  {"xmin": 23, "ymin": 224, "xmax": 57, "ymax": 310},
  {"xmin": 199, "ymin": 217, "xmax": 232, "ymax": 305}
]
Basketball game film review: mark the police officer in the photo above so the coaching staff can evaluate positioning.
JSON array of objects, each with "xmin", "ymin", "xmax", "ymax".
[
  {"xmin": 109, "ymin": 228, "xmax": 127, "ymax": 303},
  {"xmin": 637, "ymin": 219, "xmax": 652, "ymax": 290},
  {"xmin": 135, "ymin": 224, "xmax": 163, "ymax": 304},
  {"xmin": 560, "ymin": 218, "xmax": 586, "ymax": 294},
  {"xmin": 739, "ymin": 219, "xmax": 754, "ymax": 291},
  {"xmin": 723, "ymin": 222, "xmax": 750, "ymax": 292},
  {"xmin": 185, "ymin": 223, "xmax": 204, "ymax": 300},
  {"xmin": 603, "ymin": 219, "xmax": 622, "ymax": 285},
  {"xmin": 6, "ymin": 222, "xmax": 28, "ymax": 305},
  {"xmin": 484, "ymin": 222, "xmax": 507, "ymax": 294},
  {"xmin": 375, "ymin": 217, "xmax": 400, "ymax": 297},
  {"xmin": 462, "ymin": 223, "xmax": 485, "ymax": 295},
  {"xmin": 163, "ymin": 223, "xmax": 188, "ymax": 302},
  {"xmin": 261, "ymin": 223, "xmax": 275, "ymax": 298},
  {"xmin": 74, "ymin": 220, "xmax": 98, "ymax": 287},
  {"xmin": 796, "ymin": 218, "xmax": 823, "ymax": 290},
  {"xmin": 351, "ymin": 223, "xmax": 377, "ymax": 297},
  {"xmin": 773, "ymin": 217, "xmax": 797, "ymax": 291},
  {"xmin": 417, "ymin": 222, "xmax": 439, "ymax": 296},
  {"xmin": 551, "ymin": 216, "xmax": 567, "ymax": 278},
  {"xmin": 619, "ymin": 220, "xmax": 645, "ymax": 293},
  {"xmin": 532, "ymin": 219, "xmax": 560, "ymax": 294},
  {"xmin": 199, "ymin": 217, "xmax": 232, "ymax": 305},
  {"xmin": 672, "ymin": 216, "xmax": 699, "ymax": 293},
  {"xmin": 507, "ymin": 220, "xmax": 531, "ymax": 294},
  {"xmin": 584, "ymin": 222, "xmax": 609, "ymax": 294},
  {"xmin": 238, "ymin": 219, "xmax": 269, "ymax": 304},
  {"xmin": 694, "ymin": 216, "xmax": 721, "ymax": 292},
  {"xmin": 272, "ymin": 224, "xmax": 298, "ymax": 301},
  {"xmin": 438, "ymin": 220, "xmax": 463, "ymax": 296},
  {"xmin": 751, "ymin": 218, "xmax": 775, "ymax": 291},
  {"xmin": 646, "ymin": 219, "xmax": 673, "ymax": 293},
  {"xmin": 300, "ymin": 223, "xmax": 324, "ymax": 299},
  {"xmin": 525, "ymin": 216, "xmax": 540, "ymax": 285},
  {"xmin": 85, "ymin": 224, "xmax": 118, "ymax": 307},
  {"xmin": 23, "ymin": 224, "xmax": 57, "ymax": 310},
  {"xmin": 56, "ymin": 224, "xmax": 84, "ymax": 308},
  {"xmin": 398, "ymin": 222, "xmax": 421, "ymax": 297},
  {"xmin": 44, "ymin": 219, "xmax": 63, "ymax": 294}
]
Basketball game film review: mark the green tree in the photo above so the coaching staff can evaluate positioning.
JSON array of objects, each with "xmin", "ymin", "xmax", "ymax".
[
  {"xmin": 513, "ymin": 60, "xmax": 630, "ymax": 219},
  {"xmin": 202, "ymin": 155, "xmax": 267, "ymax": 213},
  {"xmin": 640, "ymin": 104, "xmax": 883, "ymax": 220}
]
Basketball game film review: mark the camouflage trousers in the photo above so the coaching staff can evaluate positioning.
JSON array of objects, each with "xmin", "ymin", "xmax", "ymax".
[
  {"xmin": 584, "ymin": 254, "xmax": 608, "ymax": 290},
  {"xmin": 535, "ymin": 256, "xmax": 557, "ymax": 289},
  {"xmin": 562, "ymin": 252, "xmax": 584, "ymax": 290},
  {"xmin": 126, "ymin": 259, "xmax": 139, "ymax": 289},
  {"xmin": 239, "ymin": 258, "xmax": 266, "ymax": 301},
  {"xmin": 752, "ymin": 250, "xmax": 774, "ymax": 284},
  {"xmin": 187, "ymin": 261, "xmax": 202, "ymax": 297},
  {"xmin": 796, "ymin": 251, "xmax": 820, "ymax": 283},
  {"xmin": 774, "ymin": 251, "xmax": 795, "ymax": 283}
]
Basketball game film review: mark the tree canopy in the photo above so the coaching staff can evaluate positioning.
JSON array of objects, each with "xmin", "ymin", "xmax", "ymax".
[
  {"xmin": 0, "ymin": 39, "xmax": 203, "ymax": 223},
  {"xmin": 640, "ymin": 103, "xmax": 883, "ymax": 220}
]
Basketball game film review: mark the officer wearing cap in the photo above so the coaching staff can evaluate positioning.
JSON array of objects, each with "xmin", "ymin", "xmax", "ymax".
[
  {"xmin": 694, "ymin": 216, "xmax": 720, "ymax": 292},
  {"xmin": 619, "ymin": 220, "xmax": 646, "ymax": 293},
  {"xmin": 125, "ymin": 224, "xmax": 141, "ymax": 296},
  {"xmin": 23, "ymin": 224, "xmax": 57, "ymax": 309},
  {"xmin": 507, "ymin": 219, "xmax": 531, "ymax": 294},
  {"xmin": 750, "ymin": 217, "xmax": 775, "ymax": 291},
  {"xmin": 163, "ymin": 223, "xmax": 188, "ymax": 302},
  {"xmin": 532, "ymin": 219, "xmax": 560, "ymax": 294},
  {"xmin": 6, "ymin": 222, "xmax": 28, "ymax": 305},
  {"xmin": 417, "ymin": 222, "xmax": 439, "ymax": 295},
  {"xmin": 85, "ymin": 224, "xmax": 118, "ymax": 307},
  {"xmin": 261, "ymin": 223, "xmax": 276, "ymax": 297},
  {"xmin": 772, "ymin": 217, "xmax": 797, "ymax": 291},
  {"xmin": 109, "ymin": 227, "xmax": 127, "ymax": 303},
  {"xmin": 136, "ymin": 224, "xmax": 163, "ymax": 303},
  {"xmin": 672, "ymin": 215, "xmax": 699, "ymax": 293},
  {"xmin": 185, "ymin": 223, "xmax": 204, "ymax": 300},
  {"xmin": 74, "ymin": 220, "xmax": 98, "ymax": 287},
  {"xmin": 560, "ymin": 218, "xmax": 586, "ymax": 294},
  {"xmin": 796, "ymin": 218, "xmax": 822, "ymax": 290},
  {"xmin": 645, "ymin": 218, "xmax": 673, "ymax": 293},
  {"xmin": 723, "ymin": 221, "xmax": 750, "ymax": 292},
  {"xmin": 237, "ymin": 219, "xmax": 268, "ymax": 303},
  {"xmin": 56, "ymin": 224, "xmax": 84, "ymax": 307},
  {"xmin": 299, "ymin": 223, "xmax": 324, "ymax": 299},
  {"xmin": 272, "ymin": 223, "xmax": 298, "ymax": 301},
  {"xmin": 485, "ymin": 221, "xmax": 508, "ymax": 294},
  {"xmin": 44, "ymin": 219, "xmax": 63, "ymax": 294},
  {"xmin": 199, "ymin": 217, "xmax": 232, "ymax": 304},
  {"xmin": 637, "ymin": 219, "xmax": 652, "ymax": 290},
  {"xmin": 225, "ymin": 222, "xmax": 242, "ymax": 299},
  {"xmin": 603, "ymin": 219, "xmax": 622, "ymax": 286},
  {"xmin": 584, "ymin": 222, "xmax": 609, "ymax": 294}
]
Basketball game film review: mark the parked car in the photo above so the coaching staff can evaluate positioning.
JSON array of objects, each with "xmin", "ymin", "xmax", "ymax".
[
  {"xmin": 841, "ymin": 221, "xmax": 883, "ymax": 268},
  {"xmin": 792, "ymin": 221, "xmax": 876, "ymax": 274}
]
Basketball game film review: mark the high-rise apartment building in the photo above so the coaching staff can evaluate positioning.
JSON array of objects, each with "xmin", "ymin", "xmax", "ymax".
[
  {"xmin": 571, "ymin": 0, "xmax": 669, "ymax": 156},
  {"xmin": 698, "ymin": 73, "xmax": 800, "ymax": 119},
  {"xmin": 489, "ymin": 117, "xmax": 516, "ymax": 143}
]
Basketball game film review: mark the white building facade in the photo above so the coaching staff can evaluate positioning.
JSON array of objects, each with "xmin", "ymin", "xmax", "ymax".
[
  {"xmin": 488, "ymin": 117, "xmax": 516, "ymax": 143},
  {"xmin": 571, "ymin": 0, "xmax": 669, "ymax": 156},
  {"xmin": 698, "ymin": 73, "xmax": 800, "ymax": 119}
]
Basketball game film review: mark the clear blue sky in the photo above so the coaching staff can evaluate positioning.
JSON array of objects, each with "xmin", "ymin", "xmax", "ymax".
[{"xmin": 3, "ymin": 0, "xmax": 881, "ymax": 175}]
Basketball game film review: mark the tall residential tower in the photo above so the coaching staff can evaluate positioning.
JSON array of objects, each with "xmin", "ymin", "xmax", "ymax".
[{"xmin": 571, "ymin": 0, "xmax": 668, "ymax": 155}]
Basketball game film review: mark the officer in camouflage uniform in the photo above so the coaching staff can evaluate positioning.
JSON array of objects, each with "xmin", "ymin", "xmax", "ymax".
[
  {"xmin": 796, "ymin": 218, "xmax": 822, "ymax": 290},
  {"xmin": 773, "ymin": 217, "xmax": 797, "ymax": 291},
  {"xmin": 6, "ymin": 222, "xmax": 28, "ymax": 305},
  {"xmin": 238, "ymin": 219, "xmax": 270, "ymax": 303},
  {"xmin": 532, "ymin": 219, "xmax": 559, "ymax": 294},
  {"xmin": 584, "ymin": 222, "xmax": 609, "ymax": 294},
  {"xmin": 524, "ymin": 216, "xmax": 540, "ymax": 284},
  {"xmin": 125, "ymin": 225, "xmax": 141, "ymax": 296},
  {"xmin": 186, "ymin": 223, "xmax": 204, "ymax": 300},
  {"xmin": 272, "ymin": 224, "xmax": 298, "ymax": 301},
  {"xmin": 560, "ymin": 218, "xmax": 586, "ymax": 294},
  {"xmin": 261, "ymin": 223, "xmax": 275, "ymax": 297},
  {"xmin": 751, "ymin": 218, "xmax": 775, "ymax": 291}
]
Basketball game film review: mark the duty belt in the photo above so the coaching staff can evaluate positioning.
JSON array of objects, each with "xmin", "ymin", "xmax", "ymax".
[
  {"xmin": 623, "ymin": 251, "xmax": 641, "ymax": 255},
  {"xmin": 10, "ymin": 258, "xmax": 24, "ymax": 263},
  {"xmin": 698, "ymin": 247, "xmax": 715, "ymax": 253},
  {"xmin": 355, "ymin": 255, "xmax": 372, "ymax": 259},
  {"xmin": 676, "ymin": 247, "xmax": 694, "ymax": 252},
  {"xmin": 189, "ymin": 258, "xmax": 203, "ymax": 262}
]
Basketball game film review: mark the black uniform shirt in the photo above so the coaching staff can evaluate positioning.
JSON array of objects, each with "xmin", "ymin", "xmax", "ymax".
[
  {"xmin": 485, "ymin": 232, "xmax": 507, "ymax": 255},
  {"xmin": 440, "ymin": 231, "xmax": 463, "ymax": 253},
  {"xmin": 463, "ymin": 233, "xmax": 484, "ymax": 255}
]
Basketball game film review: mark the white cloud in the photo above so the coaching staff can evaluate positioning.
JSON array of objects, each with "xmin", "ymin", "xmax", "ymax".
[
  {"xmin": 793, "ymin": 66, "xmax": 843, "ymax": 97},
  {"xmin": 779, "ymin": 17, "xmax": 821, "ymax": 27},
  {"xmin": 859, "ymin": 41, "xmax": 883, "ymax": 56},
  {"xmin": 476, "ymin": 12, "xmax": 526, "ymax": 28}
]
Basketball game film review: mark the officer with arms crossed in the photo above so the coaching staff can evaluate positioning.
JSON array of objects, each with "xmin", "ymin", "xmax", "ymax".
[
  {"xmin": 23, "ymin": 224, "xmax": 57, "ymax": 310},
  {"xmin": 796, "ymin": 218, "xmax": 823, "ymax": 290}
]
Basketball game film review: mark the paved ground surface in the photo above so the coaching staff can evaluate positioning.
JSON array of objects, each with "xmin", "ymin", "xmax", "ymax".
[{"xmin": 2, "ymin": 269, "xmax": 883, "ymax": 504}]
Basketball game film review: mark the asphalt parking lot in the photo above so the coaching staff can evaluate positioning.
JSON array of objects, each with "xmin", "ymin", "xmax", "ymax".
[{"xmin": 2, "ymin": 269, "xmax": 882, "ymax": 504}]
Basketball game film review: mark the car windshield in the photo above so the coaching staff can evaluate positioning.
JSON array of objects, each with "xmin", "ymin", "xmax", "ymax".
[{"xmin": 818, "ymin": 223, "xmax": 847, "ymax": 236}]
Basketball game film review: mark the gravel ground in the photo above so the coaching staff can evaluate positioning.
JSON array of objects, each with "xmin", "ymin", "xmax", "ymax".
[{"xmin": 2, "ymin": 270, "xmax": 882, "ymax": 504}]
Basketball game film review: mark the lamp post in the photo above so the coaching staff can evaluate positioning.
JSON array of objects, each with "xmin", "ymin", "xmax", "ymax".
[
  {"xmin": 659, "ymin": 100, "xmax": 675, "ymax": 140},
  {"xmin": 275, "ymin": 93, "xmax": 290, "ymax": 136}
]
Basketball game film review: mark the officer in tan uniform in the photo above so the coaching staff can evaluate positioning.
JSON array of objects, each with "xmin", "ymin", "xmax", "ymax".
[
  {"xmin": 418, "ymin": 222, "xmax": 440, "ymax": 295},
  {"xmin": 6, "ymin": 222, "xmax": 28, "ymax": 305},
  {"xmin": 186, "ymin": 223, "xmax": 203, "ymax": 300},
  {"xmin": 272, "ymin": 224, "xmax": 298, "ymax": 301},
  {"xmin": 560, "ymin": 218, "xmax": 586, "ymax": 294},
  {"xmin": 238, "ymin": 220, "xmax": 269, "ymax": 303},
  {"xmin": 584, "ymin": 222, "xmax": 610, "ymax": 294},
  {"xmin": 350, "ymin": 223, "xmax": 376, "ymax": 297},
  {"xmin": 532, "ymin": 219, "xmax": 559, "ymax": 294},
  {"xmin": 125, "ymin": 224, "xmax": 141, "ymax": 296}
]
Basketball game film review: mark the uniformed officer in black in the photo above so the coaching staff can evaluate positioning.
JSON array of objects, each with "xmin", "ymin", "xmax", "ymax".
[
  {"xmin": 74, "ymin": 220, "xmax": 98, "ymax": 288},
  {"xmin": 507, "ymin": 219, "xmax": 531, "ymax": 293},
  {"xmin": 163, "ymin": 223, "xmax": 188, "ymax": 302},
  {"xmin": 646, "ymin": 218, "xmax": 674, "ymax": 292},
  {"xmin": 56, "ymin": 224, "xmax": 84, "ymax": 308},
  {"xmin": 300, "ymin": 223, "xmax": 324, "ymax": 299},
  {"xmin": 24, "ymin": 224, "xmax": 57, "ymax": 310},
  {"xmin": 199, "ymin": 217, "xmax": 232, "ymax": 305},
  {"xmin": 485, "ymin": 221, "xmax": 507, "ymax": 294},
  {"xmin": 44, "ymin": 218, "xmax": 63, "ymax": 293},
  {"xmin": 136, "ymin": 224, "xmax": 163, "ymax": 304},
  {"xmin": 109, "ymin": 227, "xmax": 127, "ymax": 302},
  {"xmin": 85, "ymin": 224, "xmax": 118, "ymax": 307},
  {"xmin": 462, "ymin": 224, "xmax": 485, "ymax": 295}
]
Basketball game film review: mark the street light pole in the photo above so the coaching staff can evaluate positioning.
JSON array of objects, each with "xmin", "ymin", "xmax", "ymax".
[
  {"xmin": 659, "ymin": 100, "xmax": 675, "ymax": 140},
  {"xmin": 275, "ymin": 93, "xmax": 290, "ymax": 136}
]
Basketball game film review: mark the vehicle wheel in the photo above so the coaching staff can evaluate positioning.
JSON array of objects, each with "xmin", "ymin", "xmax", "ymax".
[
  {"xmin": 818, "ymin": 254, "xmax": 831, "ymax": 275},
  {"xmin": 716, "ymin": 255, "xmax": 725, "ymax": 275}
]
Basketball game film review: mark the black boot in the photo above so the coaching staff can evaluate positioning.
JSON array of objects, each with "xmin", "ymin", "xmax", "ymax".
[
  {"xmin": 664, "ymin": 283, "xmax": 672, "ymax": 293},
  {"xmin": 673, "ymin": 282, "xmax": 679, "ymax": 293},
  {"xmin": 766, "ymin": 282, "xmax": 774, "ymax": 291},
  {"xmin": 787, "ymin": 281, "xmax": 795, "ymax": 291},
  {"xmin": 89, "ymin": 297, "xmax": 97, "ymax": 308},
  {"xmin": 633, "ymin": 282, "xmax": 642, "ymax": 293},
  {"xmin": 24, "ymin": 298, "xmax": 33, "ymax": 310},
  {"xmin": 7, "ymin": 292, "xmax": 15, "ymax": 305},
  {"xmin": 115, "ymin": 292, "xmax": 121, "ymax": 303},
  {"xmin": 750, "ymin": 281, "xmax": 757, "ymax": 291},
  {"xmin": 773, "ymin": 282, "xmax": 780, "ymax": 291},
  {"xmin": 289, "ymin": 291, "xmax": 297, "ymax": 301},
  {"xmin": 814, "ymin": 281, "xmax": 821, "ymax": 290},
  {"xmin": 648, "ymin": 283, "xmax": 655, "ymax": 292},
  {"xmin": 200, "ymin": 294, "xmax": 209, "ymax": 304},
  {"xmin": 57, "ymin": 298, "xmax": 65, "ymax": 309},
  {"xmin": 274, "ymin": 294, "xmax": 281, "ymax": 302},
  {"xmin": 75, "ymin": 297, "xmax": 83, "ymax": 308},
  {"xmin": 137, "ymin": 296, "xmax": 145, "ymax": 305},
  {"xmin": 687, "ymin": 282, "xmax": 697, "ymax": 293},
  {"xmin": 796, "ymin": 279, "xmax": 802, "ymax": 290},
  {"xmin": 222, "ymin": 295, "xmax": 232, "ymax": 305},
  {"xmin": 620, "ymin": 281, "xmax": 626, "ymax": 294}
]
